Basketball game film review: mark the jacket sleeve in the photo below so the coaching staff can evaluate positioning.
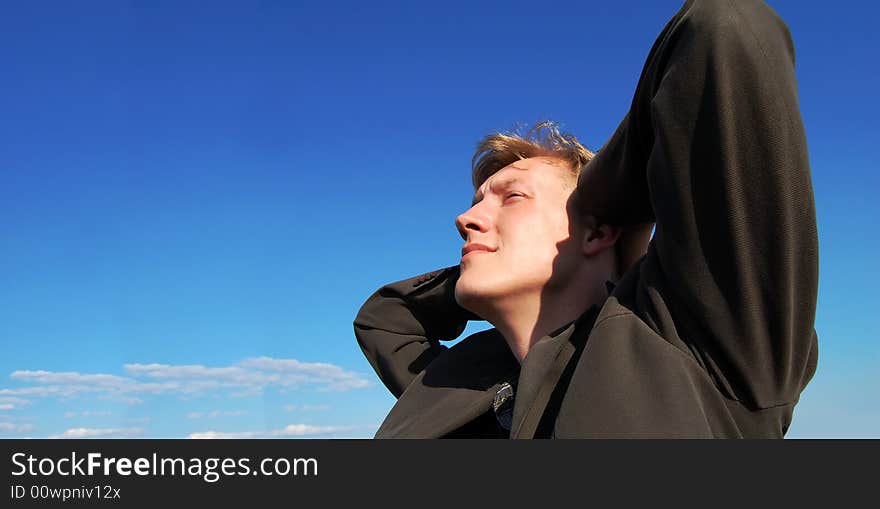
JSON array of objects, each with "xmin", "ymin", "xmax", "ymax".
[
  {"xmin": 353, "ymin": 266, "xmax": 476, "ymax": 398},
  {"xmin": 576, "ymin": 0, "xmax": 818, "ymax": 409}
]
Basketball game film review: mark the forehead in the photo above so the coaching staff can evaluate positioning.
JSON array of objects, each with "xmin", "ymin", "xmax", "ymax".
[{"xmin": 472, "ymin": 157, "xmax": 570, "ymax": 205}]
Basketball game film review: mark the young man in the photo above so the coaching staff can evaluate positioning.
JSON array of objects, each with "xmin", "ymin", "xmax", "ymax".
[{"xmin": 354, "ymin": 0, "xmax": 818, "ymax": 438}]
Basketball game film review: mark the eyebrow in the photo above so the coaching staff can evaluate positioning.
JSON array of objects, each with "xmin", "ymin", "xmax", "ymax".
[{"xmin": 472, "ymin": 173, "xmax": 528, "ymax": 206}]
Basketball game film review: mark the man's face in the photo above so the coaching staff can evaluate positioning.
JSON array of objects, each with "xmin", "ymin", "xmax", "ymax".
[{"xmin": 455, "ymin": 157, "xmax": 584, "ymax": 310}]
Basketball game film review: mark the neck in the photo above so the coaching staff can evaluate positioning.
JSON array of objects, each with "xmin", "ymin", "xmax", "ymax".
[{"xmin": 482, "ymin": 279, "xmax": 607, "ymax": 363}]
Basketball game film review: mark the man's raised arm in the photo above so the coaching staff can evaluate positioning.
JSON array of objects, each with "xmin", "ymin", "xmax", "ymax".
[
  {"xmin": 576, "ymin": 0, "xmax": 818, "ymax": 409},
  {"xmin": 354, "ymin": 266, "xmax": 475, "ymax": 398}
]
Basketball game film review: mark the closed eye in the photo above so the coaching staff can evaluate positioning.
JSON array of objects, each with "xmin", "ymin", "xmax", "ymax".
[{"xmin": 504, "ymin": 192, "xmax": 526, "ymax": 203}]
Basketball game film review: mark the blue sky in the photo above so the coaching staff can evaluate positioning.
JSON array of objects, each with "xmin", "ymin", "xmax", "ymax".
[{"xmin": 1, "ymin": 0, "xmax": 876, "ymax": 438}]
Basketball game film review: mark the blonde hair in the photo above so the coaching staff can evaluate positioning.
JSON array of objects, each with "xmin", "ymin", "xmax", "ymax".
[{"xmin": 471, "ymin": 120, "xmax": 594, "ymax": 190}]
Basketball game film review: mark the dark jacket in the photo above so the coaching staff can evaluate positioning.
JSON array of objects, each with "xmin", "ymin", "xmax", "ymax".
[{"xmin": 354, "ymin": 0, "xmax": 818, "ymax": 438}]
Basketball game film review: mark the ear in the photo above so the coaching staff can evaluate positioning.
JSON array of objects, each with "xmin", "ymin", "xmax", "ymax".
[{"xmin": 581, "ymin": 218, "xmax": 622, "ymax": 257}]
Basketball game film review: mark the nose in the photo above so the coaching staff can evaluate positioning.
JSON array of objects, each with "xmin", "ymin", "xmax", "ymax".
[{"xmin": 455, "ymin": 205, "xmax": 489, "ymax": 241}]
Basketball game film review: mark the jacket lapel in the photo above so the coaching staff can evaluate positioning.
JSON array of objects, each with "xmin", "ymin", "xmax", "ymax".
[
  {"xmin": 375, "ymin": 306, "xmax": 599, "ymax": 439},
  {"xmin": 375, "ymin": 328, "xmax": 519, "ymax": 438},
  {"xmin": 375, "ymin": 373, "xmax": 505, "ymax": 438},
  {"xmin": 510, "ymin": 306, "xmax": 598, "ymax": 439}
]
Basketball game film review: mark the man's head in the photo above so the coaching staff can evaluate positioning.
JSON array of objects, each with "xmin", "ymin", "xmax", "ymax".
[{"xmin": 454, "ymin": 121, "xmax": 622, "ymax": 317}]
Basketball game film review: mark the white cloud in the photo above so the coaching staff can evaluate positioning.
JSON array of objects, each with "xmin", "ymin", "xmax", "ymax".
[
  {"xmin": 50, "ymin": 427, "xmax": 144, "ymax": 439},
  {"xmin": 0, "ymin": 397, "xmax": 30, "ymax": 411},
  {"xmin": 186, "ymin": 410, "xmax": 247, "ymax": 420},
  {"xmin": 0, "ymin": 386, "xmax": 71, "ymax": 397},
  {"xmin": 188, "ymin": 424, "xmax": 353, "ymax": 439},
  {"xmin": 64, "ymin": 410, "xmax": 112, "ymax": 418},
  {"xmin": 11, "ymin": 371, "xmax": 129, "ymax": 387},
  {"xmin": 125, "ymin": 364, "xmax": 253, "ymax": 381},
  {"xmin": 125, "ymin": 357, "xmax": 371, "ymax": 392},
  {"xmin": 214, "ymin": 410, "xmax": 246, "ymax": 417},
  {"xmin": 284, "ymin": 404, "xmax": 330, "ymax": 412},
  {"xmin": 0, "ymin": 357, "xmax": 370, "ymax": 405},
  {"xmin": 239, "ymin": 357, "xmax": 372, "ymax": 391},
  {"xmin": 0, "ymin": 422, "xmax": 35, "ymax": 434}
]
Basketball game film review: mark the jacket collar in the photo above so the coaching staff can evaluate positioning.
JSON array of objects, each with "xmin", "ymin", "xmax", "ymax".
[
  {"xmin": 375, "ymin": 304, "xmax": 600, "ymax": 439},
  {"xmin": 374, "ymin": 328, "xmax": 518, "ymax": 438},
  {"xmin": 509, "ymin": 305, "xmax": 599, "ymax": 438}
]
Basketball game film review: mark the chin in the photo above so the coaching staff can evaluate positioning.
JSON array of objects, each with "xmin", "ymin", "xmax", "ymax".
[{"xmin": 455, "ymin": 274, "xmax": 509, "ymax": 312}]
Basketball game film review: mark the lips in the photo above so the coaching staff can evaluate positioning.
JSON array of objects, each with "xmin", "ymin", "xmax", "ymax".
[{"xmin": 461, "ymin": 243, "xmax": 496, "ymax": 258}]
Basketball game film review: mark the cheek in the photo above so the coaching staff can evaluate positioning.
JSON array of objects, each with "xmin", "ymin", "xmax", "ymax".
[
  {"xmin": 503, "ymin": 210, "xmax": 570, "ymax": 251},
  {"xmin": 503, "ymin": 225, "xmax": 567, "ymax": 270}
]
